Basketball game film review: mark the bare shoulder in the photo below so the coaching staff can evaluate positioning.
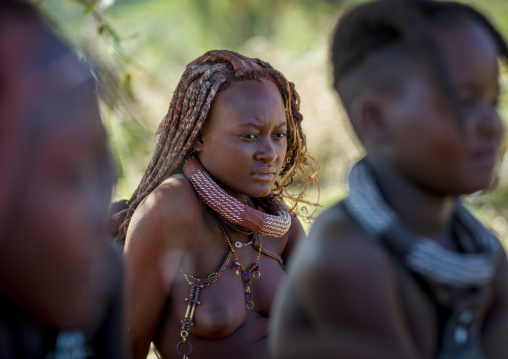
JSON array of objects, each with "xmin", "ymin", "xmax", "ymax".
[
  {"xmin": 275, "ymin": 201, "xmax": 418, "ymax": 358},
  {"xmin": 290, "ymin": 201, "xmax": 389, "ymax": 273},
  {"xmin": 306, "ymin": 200, "xmax": 359, "ymax": 245},
  {"xmin": 281, "ymin": 212, "xmax": 306, "ymax": 262},
  {"xmin": 287, "ymin": 200, "xmax": 397, "ymax": 314},
  {"xmin": 123, "ymin": 175, "xmax": 201, "ymax": 359},
  {"xmin": 134, "ymin": 174, "xmax": 200, "ymax": 221},
  {"xmin": 125, "ymin": 174, "xmax": 202, "ymax": 251}
]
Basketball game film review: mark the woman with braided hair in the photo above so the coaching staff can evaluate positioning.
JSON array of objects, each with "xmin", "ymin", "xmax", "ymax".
[
  {"xmin": 110, "ymin": 50, "xmax": 316, "ymax": 358},
  {"xmin": 271, "ymin": 1, "xmax": 508, "ymax": 358}
]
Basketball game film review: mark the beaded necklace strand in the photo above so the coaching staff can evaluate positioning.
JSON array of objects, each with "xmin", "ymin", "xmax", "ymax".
[
  {"xmin": 211, "ymin": 210, "xmax": 262, "ymax": 310},
  {"xmin": 176, "ymin": 209, "xmax": 265, "ymax": 358},
  {"xmin": 177, "ymin": 258, "xmax": 232, "ymax": 359},
  {"xmin": 234, "ymin": 240, "xmax": 253, "ymax": 248},
  {"xmin": 221, "ymin": 215, "xmax": 254, "ymax": 236}
]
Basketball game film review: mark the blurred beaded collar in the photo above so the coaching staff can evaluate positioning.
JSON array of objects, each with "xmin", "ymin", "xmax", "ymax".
[{"xmin": 344, "ymin": 159, "xmax": 499, "ymax": 289}]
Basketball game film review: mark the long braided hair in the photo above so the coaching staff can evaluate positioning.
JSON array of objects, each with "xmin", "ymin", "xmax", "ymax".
[
  {"xmin": 331, "ymin": 0, "xmax": 508, "ymax": 119},
  {"xmin": 110, "ymin": 50, "xmax": 316, "ymax": 244}
]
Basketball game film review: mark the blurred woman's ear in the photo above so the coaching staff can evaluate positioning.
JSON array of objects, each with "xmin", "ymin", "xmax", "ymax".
[{"xmin": 350, "ymin": 94, "xmax": 391, "ymax": 147}]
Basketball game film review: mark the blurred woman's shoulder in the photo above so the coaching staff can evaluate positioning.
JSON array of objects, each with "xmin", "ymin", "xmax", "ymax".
[
  {"xmin": 290, "ymin": 200, "xmax": 394, "ymax": 280},
  {"xmin": 308, "ymin": 200, "xmax": 366, "ymax": 246}
]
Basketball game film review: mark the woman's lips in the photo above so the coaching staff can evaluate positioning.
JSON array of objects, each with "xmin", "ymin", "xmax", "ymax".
[
  {"xmin": 251, "ymin": 168, "xmax": 277, "ymax": 182},
  {"xmin": 470, "ymin": 148, "xmax": 499, "ymax": 168},
  {"xmin": 251, "ymin": 173, "xmax": 276, "ymax": 181}
]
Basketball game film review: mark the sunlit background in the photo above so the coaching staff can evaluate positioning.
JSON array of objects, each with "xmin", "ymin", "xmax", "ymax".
[{"xmin": 40, "ymin": 0, "xmax": 508, "ymax": 241}]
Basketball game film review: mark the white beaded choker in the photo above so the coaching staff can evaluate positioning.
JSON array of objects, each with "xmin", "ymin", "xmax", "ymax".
[{"xmin": 344, "ymin": 160, "xmax": 499, "ymax": 288}]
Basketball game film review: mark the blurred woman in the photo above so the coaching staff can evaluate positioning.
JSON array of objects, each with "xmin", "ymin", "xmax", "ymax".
[
  {"xmin": 0, "ymin": 2, "xmax": 127, "ymax": 358},
  {"xmin": 271, "ymin": 1, "xmax": 508, "ymax": 358}
]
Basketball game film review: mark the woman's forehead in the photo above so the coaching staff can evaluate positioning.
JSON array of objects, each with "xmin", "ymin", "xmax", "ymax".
[
  {"xmin": 200, "ymin": 79, "xmax": 286, "ymax": 133},
  {"xmin": 213, "ymin": 79, "xmax": 283, "ymax": 112},
  {"xmin": 433, "ymin": 20, "xmax": 499, "ymax": 82},
  {"xmin": 6, "ymin": 27, "xmax": 97, "ymax": 131},
  {"xmin": 0, "ymin": 18, "xmax": 104, "ymax": 170}
]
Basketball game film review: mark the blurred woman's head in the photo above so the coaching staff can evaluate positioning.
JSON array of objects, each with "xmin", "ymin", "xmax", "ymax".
[
  {"xmin": 331, "ymin": 0, "xmax": 507, "ymax": 195},
  {"xmin": 0, "ymin": 1, "xmax": 114, "ymax": 328}
]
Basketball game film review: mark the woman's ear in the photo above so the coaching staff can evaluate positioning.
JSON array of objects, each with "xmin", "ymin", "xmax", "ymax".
[
  {"xmin": 192, "ymin": 133, "xmax": 204, "ymax": 153},
  {"xmin": 350, "ymin": 93, "xmax": 391, "ymax": 146}
]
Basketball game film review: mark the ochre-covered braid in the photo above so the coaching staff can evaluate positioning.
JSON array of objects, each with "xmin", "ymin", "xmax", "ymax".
[{"xmin": 111, "ymin": 50, "xmax": 317, "ymax": 244}]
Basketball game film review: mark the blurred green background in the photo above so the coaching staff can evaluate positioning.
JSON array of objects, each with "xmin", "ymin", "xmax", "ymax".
[{"xmin": 40, "ymin": 0, "xmax": 508, "ymax": 240}]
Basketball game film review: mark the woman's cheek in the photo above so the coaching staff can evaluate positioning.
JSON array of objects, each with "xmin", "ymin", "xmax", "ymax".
[{"xmin": 17, "ymin": 183, "xmax": 100, "ymax": 325}]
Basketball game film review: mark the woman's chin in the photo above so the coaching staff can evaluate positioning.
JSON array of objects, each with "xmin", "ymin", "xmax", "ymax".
[
  {"xmin": 247, "ymin": 183, "xmax": 276, "ymax": 199},
  {"xmin": 248, "ymin": 190, "xmax": 273, "ymax": 199}
]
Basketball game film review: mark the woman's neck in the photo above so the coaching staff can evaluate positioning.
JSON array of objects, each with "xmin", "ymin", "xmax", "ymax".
[
  {"xmin": 368, "ymin": 160, "xmax": 457, "ymax": 242},
  {"xmin": 223, "ymin": 188, "xmax": 248, "ymax": 203}
]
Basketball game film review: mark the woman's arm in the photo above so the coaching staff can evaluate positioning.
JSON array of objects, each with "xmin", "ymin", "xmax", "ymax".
[
  {"xmin": 123, "ymin": 178, "xmax": 199, "ymax": 359},
  {"xmin": 281, "ymin": 214, "xmax": 306, "ymax": 265}
]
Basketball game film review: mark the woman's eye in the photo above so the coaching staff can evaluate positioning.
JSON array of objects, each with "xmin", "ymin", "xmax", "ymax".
[
  {"xmin": 242, "ymin": 134, "xmax": 257, "ymax": 140},
  {"xmin": 274, "ymin": 132, "xmax": 287, "ymax": 139}
]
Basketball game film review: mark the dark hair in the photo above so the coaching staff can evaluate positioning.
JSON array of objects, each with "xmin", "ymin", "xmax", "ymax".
[
  {"xmin": 331, "ymin": 0, "xmax": 508, "ymax": 115},
  {"xmin": 111, "ymin": 50, "xmax": 317, "ymax": 244},
  {"xmin": 0, "ymin": 0, "xmax": 37, "ymax": 18}
]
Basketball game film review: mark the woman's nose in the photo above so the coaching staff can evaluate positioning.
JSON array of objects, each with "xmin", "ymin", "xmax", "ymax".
[
  {"xmin": 254, "ymin": 137, "xmax": 278, "ymax": 163},
  {"xmin": 472, "ymin": 103, "xmax": 504, "ymax": 141}
]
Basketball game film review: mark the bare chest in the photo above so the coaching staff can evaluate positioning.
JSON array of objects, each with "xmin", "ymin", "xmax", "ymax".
[{"xmin": 154, "ymin": 227, "xmax": 288, "ymax": 355}]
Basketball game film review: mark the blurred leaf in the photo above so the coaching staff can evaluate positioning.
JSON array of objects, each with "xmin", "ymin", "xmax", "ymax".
[
  {"xmin": 39, "ymin": 0, "xmax": 508, "ymax": 243},
  {"xmin": 84, "ymin": 3, "xmax": 95, "ymax": 14}
]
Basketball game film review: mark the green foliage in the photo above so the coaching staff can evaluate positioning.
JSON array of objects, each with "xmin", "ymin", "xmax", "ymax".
[{"xmin": 39, "ymin": 0, "xmax": 508, "ymax": 243}]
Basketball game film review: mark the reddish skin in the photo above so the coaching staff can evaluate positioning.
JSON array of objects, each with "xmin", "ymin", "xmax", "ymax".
[
  {"xmin": 124, "ymin": 79, "xmax": 305, "ymax": 359},
  {"xmin": 195, "ymin": 79, "xmax": 289, "ymax": 201},
  {"xmin": 270, "ymin": 20, "xmax": 508, "ymax": 359},
  {"xmin": 3, "ymin": 87, "xmax": 114, "ymax": 328},
  {"xmin": 0, "ymin": 16, "xmax": 117, "ymax": 333}
]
